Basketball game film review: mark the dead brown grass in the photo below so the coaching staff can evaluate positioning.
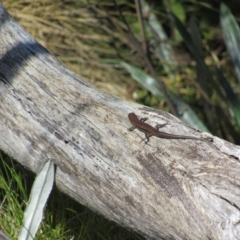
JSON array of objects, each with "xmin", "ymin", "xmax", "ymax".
[{"xmin": 2, "ymin": 0, "xmax": 131, "ymax": 98}]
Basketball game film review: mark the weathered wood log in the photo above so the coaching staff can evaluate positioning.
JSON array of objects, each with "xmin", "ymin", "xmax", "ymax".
[
  {"xmin": 0, "ymin": 3, "xmax": 240, "ymax": 240},
  {"xmin": 0, "ymin": 230, "xmax": 11, "ymax": 240}
]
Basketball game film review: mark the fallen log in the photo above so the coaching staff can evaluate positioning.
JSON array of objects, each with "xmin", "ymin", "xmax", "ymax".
[{"xmin": 0, "ymin": 3, "xmax": 240, "ymax": 240}]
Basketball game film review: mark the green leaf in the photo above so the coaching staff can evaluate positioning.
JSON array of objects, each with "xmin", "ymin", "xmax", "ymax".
[
  {"xmin": 221, "ymin": 3, "xmax": 240, "ymax": 83},
  {"xmin": 170, "ymin": 0, "xmax": 186, "ymax": 22},
  {"xmin": 140, "ymin": 0, "xmax": 177, "ymax": 74},
  {"xmin": 170, "ymin": 12, "xmax": 227, "ymax": 102},
  {"xmin": 216, "ymin": 67, "xmax": 240, "ymax": 128},
  {"xmin": 121, "ymin": 62, "xmax": 163, "ymax": 97}
]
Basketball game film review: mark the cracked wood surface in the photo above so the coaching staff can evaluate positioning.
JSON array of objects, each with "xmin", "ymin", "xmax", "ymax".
[{"xmin": 0, "ymin": 3, "xmax": 240, "ymax": 240}]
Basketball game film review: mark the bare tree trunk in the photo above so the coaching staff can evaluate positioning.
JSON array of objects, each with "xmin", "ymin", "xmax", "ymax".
[{"xmin": 0, "ymin": 3, "xmax": 240, "ymax": 240}]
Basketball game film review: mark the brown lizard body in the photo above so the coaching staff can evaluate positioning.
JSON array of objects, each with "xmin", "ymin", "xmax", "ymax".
[{"xmin": 128, "ymin": 112, "xmax": 203, "ymax": 143}]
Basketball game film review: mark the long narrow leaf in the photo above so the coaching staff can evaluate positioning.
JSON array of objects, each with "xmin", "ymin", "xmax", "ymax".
[
  {"xmin": 221, "ymin": 3, "xmax": 240, "ymax": 83},
  {"xmin": 216, "ymin": 67, "xmax": 240, "ymax": 128},
  {"xmin": 140, "ymin": 0, "xmax": 177, "ymax": 74},
  {"xmin": 218, "ymin": 4, "xmax": 240, "ymax": 128},
  {"xmin": 121, "ymin": 62, "xmax": 163, "ymax": 97},
  {"xmin": 170, "ymin": 12, "xmax": 227, "ymax": 103},
  {"xmin": 18, "ymin": 159, "xmax": 54, "ymax": 240}
]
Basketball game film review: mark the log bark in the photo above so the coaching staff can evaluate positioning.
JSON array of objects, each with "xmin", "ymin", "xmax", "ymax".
[{"xmin": 0, "ymin": 3, "xmax": 240, "ymax": 240}]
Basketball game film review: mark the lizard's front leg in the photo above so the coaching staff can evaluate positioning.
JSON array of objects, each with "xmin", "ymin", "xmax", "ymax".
[
  {"xmin": 140, "ymin": 117, "xmax": 148, "ymax": 122},
  {"xmin": 144, "ymin": 133, "xmax": 151, "ymax": 144},
  {"xmin": 128, "ymin": 126, "xmax": 136, "ymax": 131}
]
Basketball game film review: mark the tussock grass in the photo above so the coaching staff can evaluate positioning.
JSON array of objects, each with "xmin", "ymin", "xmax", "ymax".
[{"xmin": 3, "ymin": 0, "xmax": 131, "ymax": 98}]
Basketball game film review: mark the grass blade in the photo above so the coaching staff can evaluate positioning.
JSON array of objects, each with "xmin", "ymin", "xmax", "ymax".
[{"xmin": 18, "ymin": 159, "xmax": 54, "ymax": 240}]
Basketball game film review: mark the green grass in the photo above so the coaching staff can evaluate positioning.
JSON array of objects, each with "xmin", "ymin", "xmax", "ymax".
[{"xmin": 0, "ymin": 154, "xmax": 144, "ymax": 240}]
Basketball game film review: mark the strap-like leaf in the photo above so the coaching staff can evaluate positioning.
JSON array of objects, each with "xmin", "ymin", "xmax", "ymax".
[{"xmin": 18, "ymin": 159, "xmax": 54, "ymax": 240}]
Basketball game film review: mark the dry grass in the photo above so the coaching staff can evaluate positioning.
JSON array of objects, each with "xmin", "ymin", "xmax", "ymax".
[{"xmin": 2, "ymin": 0, "xmax": 132, "ymax": 98}]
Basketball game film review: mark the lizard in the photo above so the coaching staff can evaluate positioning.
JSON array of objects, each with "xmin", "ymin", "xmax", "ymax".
[{"xmin": 128, "ymin": 112, "xmax": 206, "ymax": 143}]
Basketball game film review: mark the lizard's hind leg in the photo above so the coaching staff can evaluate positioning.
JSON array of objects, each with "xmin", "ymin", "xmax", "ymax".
[{"xmin": 155, "ymin": 123, "xmax": 167, "ymax": 130}]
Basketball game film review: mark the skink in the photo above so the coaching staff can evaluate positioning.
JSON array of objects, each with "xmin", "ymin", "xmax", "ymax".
[{"xmin": 128, "ymin": 112, "xmax": 203, "ymax": 143}]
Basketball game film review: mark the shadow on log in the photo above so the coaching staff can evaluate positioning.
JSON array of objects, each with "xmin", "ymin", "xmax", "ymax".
[{"xmin": 0, "ymin": 3, "xmax": 240, "ymax": 240}]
